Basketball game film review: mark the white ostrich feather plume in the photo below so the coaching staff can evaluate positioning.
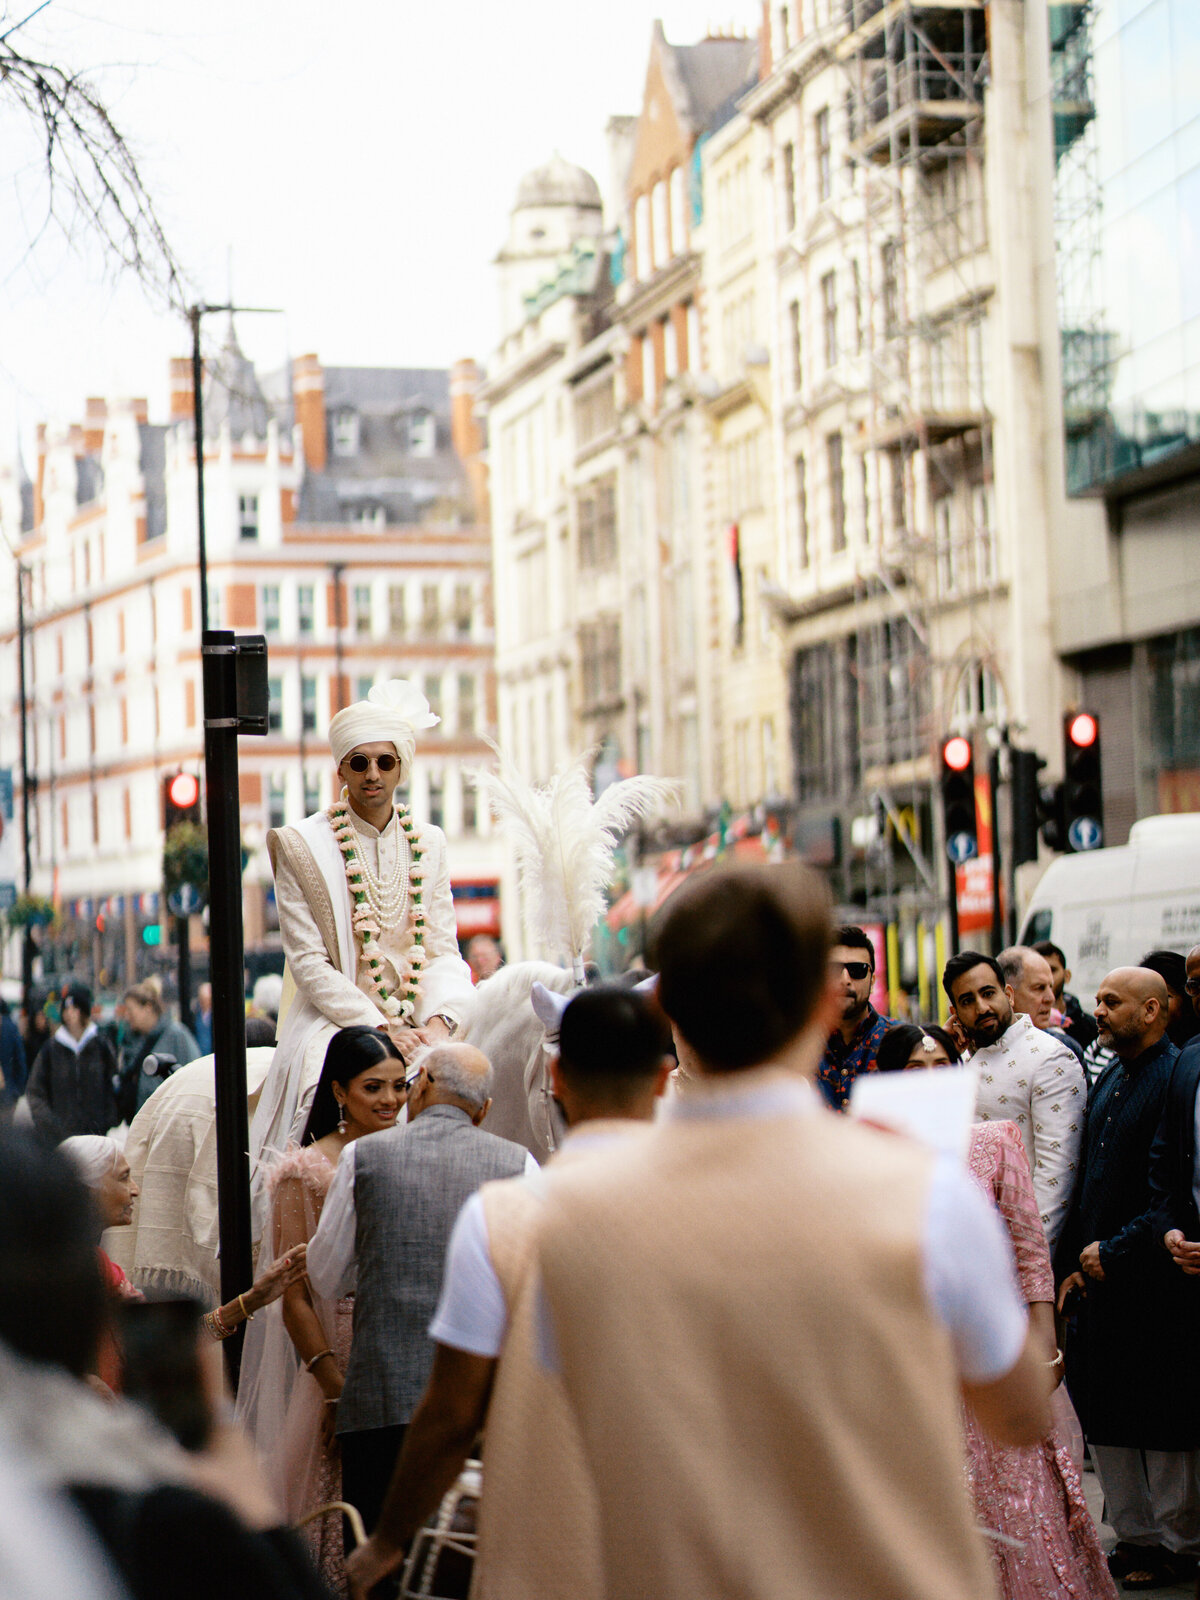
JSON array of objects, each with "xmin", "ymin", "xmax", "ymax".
[{"xmin": 474, "ymin": 744, "xmax": 679, "ymax": 971}]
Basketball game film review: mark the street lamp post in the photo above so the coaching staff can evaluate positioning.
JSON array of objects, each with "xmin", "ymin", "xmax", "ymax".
[{"xmin": 14, "ymin": 560, "xmax": 34, "ymax": 1003}]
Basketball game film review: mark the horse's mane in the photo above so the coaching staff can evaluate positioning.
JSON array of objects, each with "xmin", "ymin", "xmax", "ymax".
[{"xmin": 460, "ymin": 961, "xmax": 578, "ymax": 1158}]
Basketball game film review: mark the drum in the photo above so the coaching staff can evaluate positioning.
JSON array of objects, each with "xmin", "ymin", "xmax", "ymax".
[{"xmin": 398, "ymin": 1460, "xmax": 482, "ymax": 1600}]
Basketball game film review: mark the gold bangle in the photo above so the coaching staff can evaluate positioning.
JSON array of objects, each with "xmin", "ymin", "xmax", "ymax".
[
  {"xmin": 305, "ymin": 1348, "xmax": 335, "ymax": 1373},
  {"xmin": 1046, "ymin": 1348, "xmax": 1064, "ymax": 1367},
  {"xmin": 238, "ymin": 1292, "xmax": 254, "ymax": 1322}
]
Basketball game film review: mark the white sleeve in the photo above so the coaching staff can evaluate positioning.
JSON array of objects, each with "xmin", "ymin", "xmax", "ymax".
[
  {"xmin": 1029, "ymin": 1046, "xmax": 1086, "ymax": 1249},
  {"xmin": 306, "ymin": 1142, "xmax": 358, "ymax": 1298},
  {"xmin": 428, "ymin": 1193, "xmax": 509, "ymax": 1358},
  {"xmin": 923, "ymin": 1157, "xmax": 1029, "ymax": 1384},
  {"xmin": 413, "ymin": 826, "xmax": 476, "ymax": 1026},
  {"xmin": 524, "ymin": 1151, "xmax": 539, "ymax": 1175},
  {"xmin": 273, "ymin": 845, "xmax": 381, "ymax": 1030}
]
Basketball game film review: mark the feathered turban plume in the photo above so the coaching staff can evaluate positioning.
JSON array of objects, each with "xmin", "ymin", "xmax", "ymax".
[{"xmin": 475, "ymin": 744, "xmax": 679, "ymax": 980}]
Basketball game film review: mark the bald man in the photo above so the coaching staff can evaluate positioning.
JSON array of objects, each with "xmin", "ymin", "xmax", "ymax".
[
  {"xmin": 308, "ymin": 1042, "xmax": 534, "ymax": 1542},
  {"xmin": 1055, "ymin": 967, "xmax": 1196, "ymax": 1584}
]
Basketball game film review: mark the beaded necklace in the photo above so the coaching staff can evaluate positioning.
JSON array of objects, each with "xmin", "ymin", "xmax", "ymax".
[{"xmin": 327, "ymin": 798, "xmax": 426, "ymax": 1021}]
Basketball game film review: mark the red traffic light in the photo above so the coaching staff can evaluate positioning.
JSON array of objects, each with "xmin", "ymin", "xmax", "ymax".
[
  {"xmin": 1067, "ymin": 712, "xmax": 1098, "ymax": 749},
  {"xmin": 168, "ymin": 772, "xmax": 200, "ymax": 810},
  {"xmin": 942, "ymin": 736, "xmax": 973, "ymax": 773}
]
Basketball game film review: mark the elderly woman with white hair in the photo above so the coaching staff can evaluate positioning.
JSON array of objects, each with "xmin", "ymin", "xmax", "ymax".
[
  {"xmin": 60, "ymin": 1135, "xmax": 307, "ymax": 1344},
  {"xmin": 248, "ymin": 679, "xmax": 475, "ymax": 1232}
]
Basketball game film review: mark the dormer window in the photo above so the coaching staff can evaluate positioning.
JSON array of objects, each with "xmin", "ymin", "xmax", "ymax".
[
  {"xmin": 238, "ymin": 493, "xmax": 259, "ymax": 541},
  {"xmin": 409, "ymin": 410, "xmax": 435, "ymax": 457},
  {"xmin": 331, "ymin": 409, "xmax": 360, "ymax": 457}
]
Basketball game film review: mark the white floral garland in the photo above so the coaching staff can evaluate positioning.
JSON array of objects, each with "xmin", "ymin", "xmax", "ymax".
[{"xmin": 327, "ymin": 798, "xmax": 427, "ymax": 1022}]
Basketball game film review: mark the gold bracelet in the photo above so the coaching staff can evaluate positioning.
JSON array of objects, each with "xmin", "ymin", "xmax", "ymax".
[
  {"xmin": 306, "ymin": 1348, "xmax": 335, "ymax": 1373},
  {"xmin": 1046, "ymin": 1348, "xmax": 1064, "ymax": 1367},
  {"xmin": 238, "ymin": 1292, "xmax": 254, "ymax": 1322}
]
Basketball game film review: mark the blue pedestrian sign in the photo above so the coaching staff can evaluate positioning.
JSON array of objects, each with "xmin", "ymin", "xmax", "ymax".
[
  {"xmin": 167, "ymin": 882, "xmax": 205, "ymax": 917},
  {"xmin": 947, "ymin": 831, "xmax": 979, "ymax": 864},
  {"xmin": 1067, "ymin": 815, "xmax": 1103, "ymax": 852}
]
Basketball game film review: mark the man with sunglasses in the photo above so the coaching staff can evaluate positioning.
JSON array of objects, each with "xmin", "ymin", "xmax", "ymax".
[
  {"xmin": 249, "ymin": 680, "xmax": 475, "ymax": 1221},
  {"xmin": 816, "ymin": 926, "xmax": 892, "ymax": 1110}
]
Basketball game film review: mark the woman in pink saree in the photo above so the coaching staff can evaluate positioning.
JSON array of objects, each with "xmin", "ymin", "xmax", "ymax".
[
  {"xmin": 237, "ymin": 1026, "xmax": 406, "ymax": 1593},
  {"xmin": 877, "ymin": 1024, "xmax": 1116, "ymax": 1600}
]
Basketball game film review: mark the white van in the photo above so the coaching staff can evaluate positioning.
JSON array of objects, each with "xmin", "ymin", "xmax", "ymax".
[{"xmin": 1017, "ymin": 813, "xmax": 1200, "ymax": 1006}]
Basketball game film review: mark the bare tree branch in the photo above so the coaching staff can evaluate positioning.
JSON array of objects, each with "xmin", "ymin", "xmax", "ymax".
[{"xmin": 0, "ymin": 43, "xmax": 188, "ymax": 311}]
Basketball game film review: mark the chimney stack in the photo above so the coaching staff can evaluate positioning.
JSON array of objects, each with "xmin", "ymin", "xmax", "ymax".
[
  {"xmin": 450, "ymin": 359, "xmax": 489, "ymax": 526},
  {"xmin": 293, "ymin": 353, "xmax": 327, "ymax": 473}
]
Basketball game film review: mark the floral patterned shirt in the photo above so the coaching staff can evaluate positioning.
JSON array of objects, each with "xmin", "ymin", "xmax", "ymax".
[{"xmin": 817, "ymin": 1005, "xmax": 893, "ymax": 1111}]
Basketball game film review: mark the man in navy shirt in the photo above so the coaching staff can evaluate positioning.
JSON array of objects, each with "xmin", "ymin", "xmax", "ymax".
[{"xmin": 817, "ymin": 925, "xmax": 891, "ymax": 1111}]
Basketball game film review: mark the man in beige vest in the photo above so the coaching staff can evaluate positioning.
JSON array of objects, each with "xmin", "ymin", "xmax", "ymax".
[
  {"xmin": 537, "ymin": 862, "xmax": 1050, "ymax": 1600},
  {"xmin": 344, "ymin": 985, "xmax": 673, "ymax": 1600}
]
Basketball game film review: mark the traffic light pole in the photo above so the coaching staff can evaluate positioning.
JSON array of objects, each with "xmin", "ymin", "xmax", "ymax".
[
  {"xmin": 176, "ymin": 913, "xmax": 191, "ymax": 1034},
  {"xmin": 202, "ymin": 632, "xmax": 254, "ymax": 1381}
]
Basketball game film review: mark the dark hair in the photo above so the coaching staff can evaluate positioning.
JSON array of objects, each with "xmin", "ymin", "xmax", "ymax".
[
  {"xmin": 832, "ymin": 925, "xmax": 874, "ymax": 967},
  {"xmin": 0, "ymin": 1127, "xmax": 106, "ymax": 1376},
  {"xmin": 1032, "ymin": 939, "xmax": 1067, "ymax": 969},
  {"xmin": 302, "ymin": 1026, "xmax": 401, "ymax": 1144},
  {"xmin": 245, "ymin": 1015, "xmax": 277, "ymax": 1048},
  {"xmin": 942, "ymin": 950, "xmax": 1004, "ymax": 1001},
  {"xmin": 1141, "ymin": 950, "xmax": 1188, "ymax": 997},
  {"xmin": 558, "ymin": 986, "xmax": 671, "ymax": 1107},
  {"xmin": 876, "ymin": 1023, "xmax": 961, "ymax": 1074},
  {"xmin": 651, "ymin": 861, "xmax": 831, "ymax": 1071},
  {"xmin": 61, "ymin": 980, "xmax": 93, "ymax": 1016}
]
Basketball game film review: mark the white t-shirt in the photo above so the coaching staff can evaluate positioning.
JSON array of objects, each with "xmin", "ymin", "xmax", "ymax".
[{"xmin": 430, "ymin": 1079, "xmax": 1028, "ymax": 1385}]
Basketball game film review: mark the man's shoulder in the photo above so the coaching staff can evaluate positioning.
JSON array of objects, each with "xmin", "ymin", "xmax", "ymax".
[{"xmin": 412, "ymin": 820, "xmax": 448, "ymax": 855}]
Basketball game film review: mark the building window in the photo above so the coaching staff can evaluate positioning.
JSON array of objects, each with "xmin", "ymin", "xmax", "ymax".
[
  {"xmin": 356, "ymin": 674, "xmax": 374, "ymax": 701},
  {"xmin": 641, "ymin": 336, "xmax": 656, "ymax": 407},
  {"xmin": 388, "ymin": 584, "xmax": 406, "ymax": 637},
  {"xmin": 861, "ymin": 455, "xmax": 872, "ymax": 545},
  {"xmin": 353, "ymin": 584, "xmax": 372, "ymax": 637},
  {"xmin": 421, "ymin": 583, "xmax": 440, "ymax": 637},
  {"xmin": 453, "ymin": 583, "xmax": 473, "ymax": 638},
  {"xmin": 821, "ymin": 271, "xmax": 838, "ymax": 368},
  {"xmin": 796, "ymin": 455, "xmax": 809, "ymax": 569},
  {"xmin": 669, "ymin": 165, "xmax": 687, "ymax": 256},
  {"xmin": 686, "ymin": 301, "xmax": 701, "ymax": 373},
  {"xmin": 238, "ymin": 494, "xmax": 259, "ymax": 541},
  {"xmin": 301, "ymin": 676, "xmax": 317, "ymax": 734},
  {"xmin": 331, "ymin": 410, "xmax": 359, "ymax": 457},
  {"xmin": 782, "ymin": 142, "xmax": 797, "ymax": 232},
  {"xmin": 882, "ymin": 240, "xmax": 901, "ymax": 335},
  {"xmin": 971, "ymin": 483, "xmax": 995, "ymax": 585},
  {"xmin": 303, "ymin": 772, "xmax": 320, "ymax": 815},
  {"xmin": 268, "ymin": 775, "xmax": 286, "ymax": 830},
  {"xmin": 852, "ymin": 259, "xmax": 863, "ymax": 352},
  {"xmin": 458, "ymin": 673, "xmax": 477, "ymax": 734},
  {"xmin": 664, "ymin": 316, "xmax": 679, "ymax": 380},
  {"xmin": 298, "ymin": 585, "xmax": 315, "ymax": 635},
  {"xmin": 461, "ymin": 782, "xmax": 477, "ymax": 834},
  {"xmin": 579, "ymin": 475, "xmax": 617, "ymax": 570},
  {"xmin": 815, "ymin": 107, "xmax": 832, "ymax": 202},
  {"xmin": 267, "ymin": 676, "xmax": 283, "ymax": 734},
  {"xmin": 634, "ymin": 193, "xmax": 651, "ymax": 280},
  {"xmin": 425, "ymin": 674, "xmax": 442, "ymax": 719},
  {"xmin": 581, "ymin": 618, "xmax": 622, "ymax": 711},
  {"xmin": 652, "ymin": 179, "xmax": 669, "ymax": 266},
  {"xmin": 262, "ymin": 585, "xmax": 280, "ymax": 635},
  {"xmin": 828, "ymin": 433, "xmax": 846, "ymax": 552},
  {"xmin": 428, "ymin": 773, "xmax": 445, "ymax": 831},
  {"xmin": 789, "ymin": 300, "xmax": 803, "ymax": 391},
  {"xmin": 408, "ymin": 410, "xmax": 435, "ymax": 456},
  {"xmin": 207, "ymin": 586, "xmax": 221, "ymax": 631}
]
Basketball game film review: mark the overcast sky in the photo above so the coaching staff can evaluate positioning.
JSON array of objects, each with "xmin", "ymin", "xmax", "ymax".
[{"xmin": 0, "ymin": 0, "xmax": 759, "ymax": 463}]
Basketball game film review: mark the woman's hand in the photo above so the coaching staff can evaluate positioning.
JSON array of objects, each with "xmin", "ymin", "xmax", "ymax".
[
  {"xmin": 242, "ymin": 1242, "xmax": 308, "ymax": 1316},
  {"xmin": 320, "ymin": 1394, "xmax": 341, "ymax": 1454}
]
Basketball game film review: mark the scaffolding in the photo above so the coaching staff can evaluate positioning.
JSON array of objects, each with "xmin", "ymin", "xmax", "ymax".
[{"xmin": 833, "ymin": 0, "xmax": 1003, "ymax": 932}]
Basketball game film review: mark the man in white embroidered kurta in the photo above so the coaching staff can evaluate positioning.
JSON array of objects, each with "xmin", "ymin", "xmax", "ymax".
[
  {"xmin": 946, "ymin": 950, "xmax": 1085, "ymax": 1248},
  {"xmin": 249, "ymin": 681, "xmax": 474, "ymax": 1228}
]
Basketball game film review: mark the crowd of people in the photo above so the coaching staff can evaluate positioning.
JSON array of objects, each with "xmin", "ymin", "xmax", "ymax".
[{"xmin": 4, "ymin": 676, "xmax": 1199, "ymax": 1600}]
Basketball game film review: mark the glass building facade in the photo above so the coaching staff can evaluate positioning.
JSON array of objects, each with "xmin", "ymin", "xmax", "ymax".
[{"xmin": 1053, "ymin": 0, "xmax": 1200, "ymax": 494}]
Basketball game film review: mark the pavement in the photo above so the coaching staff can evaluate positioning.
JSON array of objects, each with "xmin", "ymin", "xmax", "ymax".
[{"xmin": 1084, "ymin": 1461, "xmax": 1196, "ymax": 1598}]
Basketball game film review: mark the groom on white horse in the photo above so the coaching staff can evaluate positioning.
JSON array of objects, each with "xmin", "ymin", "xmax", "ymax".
[{"xmin": 250, "ymin": 680, "xmax": 474, "ymax": 1223}]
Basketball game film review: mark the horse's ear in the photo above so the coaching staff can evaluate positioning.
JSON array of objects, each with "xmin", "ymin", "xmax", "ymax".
[{"xmin": 531, "ymin": 982, "xmax": 571, "ymax": 1032}]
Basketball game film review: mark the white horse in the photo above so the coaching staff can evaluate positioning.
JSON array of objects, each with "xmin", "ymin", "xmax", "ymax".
[{"xmin": 463, "ymin": 961, "xmax": 577, "ymax": 1161}]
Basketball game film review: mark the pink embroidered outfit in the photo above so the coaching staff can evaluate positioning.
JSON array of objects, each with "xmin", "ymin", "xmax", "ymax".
[
  {"xmin": 239, "ymin": 1145, "xmax": 353, "ymax": 1594},
  {"xmin": 964, "ymin": 1120, "xmax": 1116, "ymax": 1600}
]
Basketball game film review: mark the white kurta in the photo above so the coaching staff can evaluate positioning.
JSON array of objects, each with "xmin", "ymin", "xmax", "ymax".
[{"xmin": 248, "ymin": 806, "xmax": 473, "ymax": 1234}]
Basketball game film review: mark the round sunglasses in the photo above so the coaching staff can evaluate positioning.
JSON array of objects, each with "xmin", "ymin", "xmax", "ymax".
[{"xmin": 346, "ymin": 753, "xmax": 399, "ymax": 773}]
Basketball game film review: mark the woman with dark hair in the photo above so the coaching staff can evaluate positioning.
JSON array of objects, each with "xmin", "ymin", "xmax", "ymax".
[
  {"xmin": 873, "ymin": 1023, "xmax": 1115, "ymax": 1599},
  {"xmin": 238, "ymin": 1026, "xmax": 405, "ymax": 1590}
]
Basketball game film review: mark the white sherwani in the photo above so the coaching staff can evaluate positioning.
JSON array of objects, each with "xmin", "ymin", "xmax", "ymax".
[{"xmin": 248, "ymin": 806, "xmax": 473, "ymax": 1232}]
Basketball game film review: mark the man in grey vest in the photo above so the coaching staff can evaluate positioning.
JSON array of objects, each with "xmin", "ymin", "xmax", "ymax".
[{"xmin": 307, "ymin": 1041, "xmax": 532, "ymax": 1536}]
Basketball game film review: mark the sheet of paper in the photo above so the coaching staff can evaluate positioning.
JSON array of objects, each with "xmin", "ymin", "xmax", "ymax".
[{"xmin": 848, "ymin": 1065, "xmax": 979, "ymax": 1164}]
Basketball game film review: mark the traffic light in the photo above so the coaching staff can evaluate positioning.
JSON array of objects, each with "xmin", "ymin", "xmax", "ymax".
[
  {"xmin": 1062, "ymin": 711, "xmax": 1103, "ymax": 852},
  {"xmin": 1010, "ymin": 748, "xmax": 1045, "ymax": 867},
  {"xmin": 939, "ymin": 735, "xmax": 978, "ymax": 863},
  {"xmin": 163, "ymin": 771, "xmax": 201, "ymax": 832}
]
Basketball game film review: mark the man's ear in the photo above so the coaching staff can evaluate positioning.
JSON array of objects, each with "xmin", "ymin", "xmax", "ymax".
[
  {"xmin": 1063, "ymin": 968, "xmax": 1072, "ymax": 988},
  {"xmin": 472, "ymin": 1096, "xmax": 493, "ymax": 1127},
  {"xmin": 653, "ymin": 1059, "xmax": 673, "ymax": 1098},
  {"xmin": 815, "ymin": 978, "xmax": 843, "ymax": 1035},
  {"xmin": 1005, "ymin": 984, "xmax": 1018, "ymax": 1008}
]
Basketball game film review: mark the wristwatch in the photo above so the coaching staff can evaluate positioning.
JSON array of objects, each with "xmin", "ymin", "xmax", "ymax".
[{"xmin": 429, "ymin": 1013, "xmax": 459, "ymax": 1036}]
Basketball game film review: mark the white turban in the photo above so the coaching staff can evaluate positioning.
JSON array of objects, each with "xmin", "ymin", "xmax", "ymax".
[
  {"xmin": 329, "ymin": 679, "xmax": 439, "ymax": 779},
  {"xmin": 60, "ymin": 1134, "xmax": 122, "ymax": 1190}
]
